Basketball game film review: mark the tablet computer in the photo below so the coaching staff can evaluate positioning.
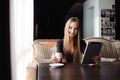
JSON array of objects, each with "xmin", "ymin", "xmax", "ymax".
[{"xmin": 81, "ymin": 42, "xmax": 102, "ymax": 64}]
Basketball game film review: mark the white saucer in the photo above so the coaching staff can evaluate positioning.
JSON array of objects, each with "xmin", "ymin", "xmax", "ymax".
[{"xmin": 49, "ymin": 63, "xmax": 64, "ymax": 68}]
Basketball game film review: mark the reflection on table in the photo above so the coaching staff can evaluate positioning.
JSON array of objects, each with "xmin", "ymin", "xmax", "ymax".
[{"xmin": 38, "ymin": 62, "xmax": 120, "ymax": 80}]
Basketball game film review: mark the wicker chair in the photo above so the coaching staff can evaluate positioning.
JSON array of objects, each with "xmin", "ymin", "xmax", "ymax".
[
  {"xmin": 26, "ymin": 39, "xmax": 58, "ymax": 80},
  {"xmin": 112, "ymin": 40, "xmax": 120, "ymax": 61},
  {"xmin": 32, "ymin": 39, "xmax": 59, "ymax": 65}
]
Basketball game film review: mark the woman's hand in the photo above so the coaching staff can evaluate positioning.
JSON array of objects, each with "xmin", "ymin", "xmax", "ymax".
[
  {"xmin": 92, "ymin": 56, "xmax": 101, "ymax": 65},
  {"xmin": 51, "ymin": 54, "xmax": 59, "ymax": 63}
]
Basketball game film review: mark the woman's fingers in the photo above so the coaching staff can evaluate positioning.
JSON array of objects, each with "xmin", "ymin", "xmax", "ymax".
[
  {"xmin": 92, "ymin": 56, "xmax": 101, "ymax": 64},
  {"xmin": 51, "ymin": 54, "xmax": 58, "ymax": 63}
]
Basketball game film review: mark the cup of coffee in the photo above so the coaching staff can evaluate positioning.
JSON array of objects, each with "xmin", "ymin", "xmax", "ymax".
[{"xmin": 55, "ymin": 52, "xmax": 62, "ymax": 62}]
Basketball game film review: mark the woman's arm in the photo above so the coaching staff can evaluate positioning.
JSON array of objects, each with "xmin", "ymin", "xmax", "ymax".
[
  {"xmin": 50, "ymin": 39, "xmax": 63, "ymax": 63},
  {"xmin": 56, "ymin": 39, "xmax": 63, "ymax": 52}
]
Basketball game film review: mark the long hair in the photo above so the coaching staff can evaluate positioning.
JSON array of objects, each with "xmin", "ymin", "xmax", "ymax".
[{"xmin": 63, "ymin": 17, "xmax": 82, "ymax": 63}]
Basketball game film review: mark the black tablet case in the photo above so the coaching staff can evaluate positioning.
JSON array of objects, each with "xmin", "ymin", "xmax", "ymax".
[{"xmin": 81, "ymin": 42, "xmax": 102, "ymax": 64}]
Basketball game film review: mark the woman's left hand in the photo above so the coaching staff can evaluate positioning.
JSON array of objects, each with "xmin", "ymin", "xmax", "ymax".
[{"xmin": 92, "ymin": 56, "xmax": 101, "ymax": 65}]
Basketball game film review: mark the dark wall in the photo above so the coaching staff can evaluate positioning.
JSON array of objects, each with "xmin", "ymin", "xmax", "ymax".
[
  {"xmin": 34, "ymin": 0, "xmax": 83, "ymax": 39},
  {"xmin": 0, "ymin": 0, "xmax": 11, "ymax": 80},
  {"xmin": 115, "ymin": 0, "xmax": 120, "ymax": 40}
]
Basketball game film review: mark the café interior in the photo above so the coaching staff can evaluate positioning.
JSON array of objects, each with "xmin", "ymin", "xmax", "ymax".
[{"xmin": 2, "ymin": 0, "xmax": 120, "ymax": 80}]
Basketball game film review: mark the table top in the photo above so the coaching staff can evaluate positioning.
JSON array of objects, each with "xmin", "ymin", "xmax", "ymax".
[{"xmin": 38, "ymin": 62, "xmax": 120, "ymax": 80}]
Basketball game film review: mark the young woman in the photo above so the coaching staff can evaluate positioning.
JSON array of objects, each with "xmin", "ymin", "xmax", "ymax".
[
  {"xmin": 51, "ymin": 17, "xmax": 100, "ymax": 64},
  {"xmin": 51, "ymin": 17, "xmax": 85, "ymax": 63}
]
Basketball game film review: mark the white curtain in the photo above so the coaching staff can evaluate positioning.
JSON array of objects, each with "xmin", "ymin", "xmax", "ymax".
[{"xmin": 10, "ymin": 0, "xmax": 34, "ymax": 80}]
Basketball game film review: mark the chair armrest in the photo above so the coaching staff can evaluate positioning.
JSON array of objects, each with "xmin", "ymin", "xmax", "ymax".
[{"xmin": 26, "ymin": 63, "xmax": 38, "ymax": 80}]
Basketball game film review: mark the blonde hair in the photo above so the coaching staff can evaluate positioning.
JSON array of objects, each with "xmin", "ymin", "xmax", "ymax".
[{"xmin": 63, "ymin": 17, "xmax": 82, "ymax": 63}]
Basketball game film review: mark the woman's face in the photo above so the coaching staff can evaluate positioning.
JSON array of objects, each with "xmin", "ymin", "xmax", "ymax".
[{"xmin": 68, "ymin": 22, "xmax": 78, "ymax": 38}]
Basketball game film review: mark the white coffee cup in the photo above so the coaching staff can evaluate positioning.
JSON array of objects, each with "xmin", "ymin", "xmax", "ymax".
[{"xmin": 55, "ymin": 52, "xmax": 62, "ymax": 62}]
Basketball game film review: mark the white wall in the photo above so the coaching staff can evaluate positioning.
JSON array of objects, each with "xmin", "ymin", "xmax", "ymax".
[
  {"xmin": 99, "ymin": 0, "xmax": 115, "ymax": 9},
  {"xmin": 83, "ymin": 0, "xmax": 115, "ymax": 38},
  {"xmin": 83, "ymin": 0, "xmax": 99, "ymax": 38},
  {"xmin": 10, "ymin": 0, "xmax": 33, "ymax": 80}
]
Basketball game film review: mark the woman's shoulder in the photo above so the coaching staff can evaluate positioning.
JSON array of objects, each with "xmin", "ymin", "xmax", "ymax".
[
  {"xmin": 80, "ymin": 39, "xmax": 86, "ymax": 53},
  {"xmin": 56, "ymin": 39, "xmax": 64, "ymax": 45},
  {"xmin": 57, "ymin": 39, "xmax": 63, "ymax": 44},
  {"xmin": 57, "ymin": 39, "xmax": 63, "ymax": 42},
  {"xmin": 80, "ymin": 39, "xmax": 86, "ymax": 44},
  {"xmin": 80, "ymin": 39, "xmax": 86, "ymax": 48}
]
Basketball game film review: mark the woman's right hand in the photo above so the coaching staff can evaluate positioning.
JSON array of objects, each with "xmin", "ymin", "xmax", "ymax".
[{"xmin": 51, "ymin": 54, "xmax": 59, "ymax": 63}]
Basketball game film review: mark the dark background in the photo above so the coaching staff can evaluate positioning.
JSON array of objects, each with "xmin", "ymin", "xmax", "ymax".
[
  {"xmin": 34, "ymin": 0, "xmax": 84, "ymax": 39},
  {"xmin": 1, "ymin": 0, "xmax": 11, "ymax": 80},
  {"xmin": 34, "ymin": 0, "xmax": 120, "ymax": 40},
  {"xmin": 115, "ymin": 0, "xmax": 120, "ymax": 40}
]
